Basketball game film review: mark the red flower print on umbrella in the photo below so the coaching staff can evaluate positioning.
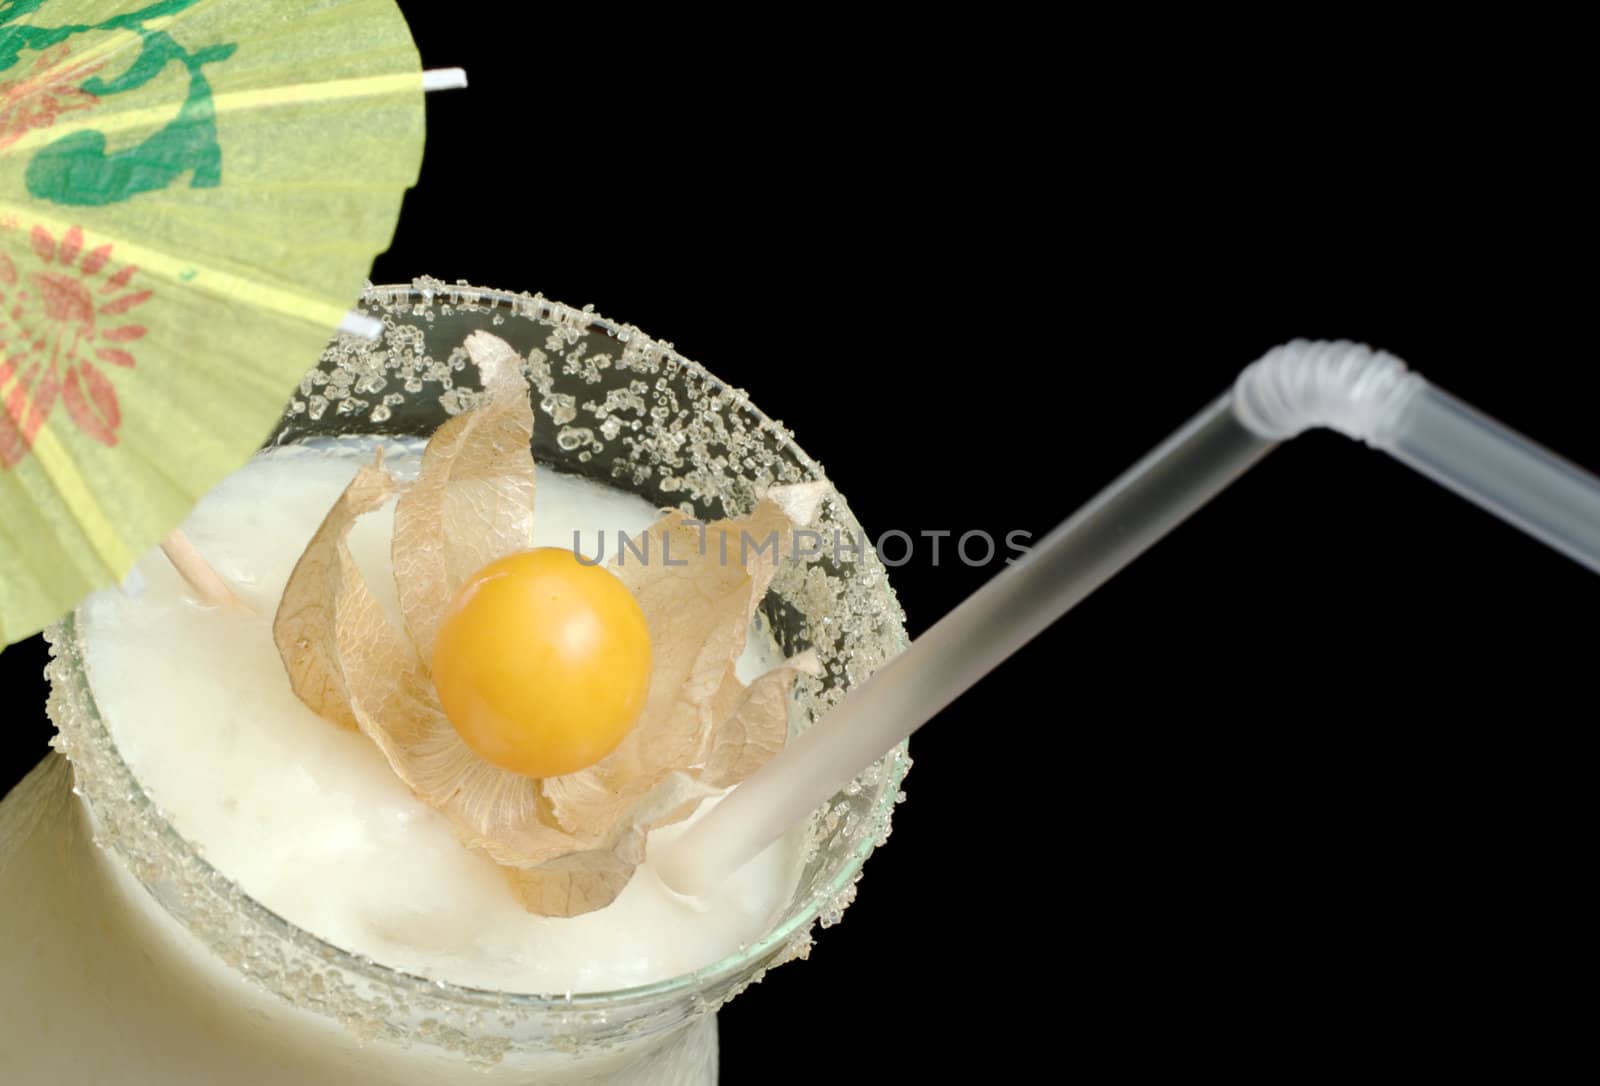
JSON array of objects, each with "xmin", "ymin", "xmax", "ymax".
[
  {"xmin": 0, "ymin": 43, "xmax": 103, "ymax": 154},
  {"xmin": 0, "ymin": 222, "xmax": 149, "ymax": 467}
]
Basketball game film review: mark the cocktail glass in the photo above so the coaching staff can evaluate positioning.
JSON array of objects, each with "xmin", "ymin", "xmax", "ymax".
[{"xmin": 0, "ymin": 280, "xmax": 911, "ymax": 1083}]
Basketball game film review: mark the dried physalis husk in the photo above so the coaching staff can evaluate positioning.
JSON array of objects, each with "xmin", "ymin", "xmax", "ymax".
[{"xmin": 274, "ymin": 332, "xmax": 825, "ymax": 916}]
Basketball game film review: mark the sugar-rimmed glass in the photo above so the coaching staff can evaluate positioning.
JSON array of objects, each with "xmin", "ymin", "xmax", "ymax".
[{"xmin": 1, "ymin": 280, "xmax": 910, "ymax": 1082}]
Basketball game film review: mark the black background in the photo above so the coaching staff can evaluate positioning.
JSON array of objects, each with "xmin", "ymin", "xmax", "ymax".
[{"xmin": 2, "ymin": 14, "xmax": 1591, "ymax": 1079}]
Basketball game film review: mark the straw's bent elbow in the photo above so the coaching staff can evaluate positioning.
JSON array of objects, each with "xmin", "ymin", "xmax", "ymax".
[
  {"xmin": 1231, "ymin": 339, "xmax": 1424, "ymax": 449},
  {"xmin": 1233, "ymin": 338, "xmax": 1600, "ymax": 575}
]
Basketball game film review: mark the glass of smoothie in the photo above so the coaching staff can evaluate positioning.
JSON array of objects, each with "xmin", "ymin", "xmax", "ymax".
[{"xmin": 0, "ymin": 279, "xmax": 910, "ymax": 1083}]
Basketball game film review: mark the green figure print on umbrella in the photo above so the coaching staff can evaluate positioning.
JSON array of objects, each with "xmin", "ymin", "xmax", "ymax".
[{"xmin": 0, "ymin": 0, "xmax": 235, "ymax": 206}]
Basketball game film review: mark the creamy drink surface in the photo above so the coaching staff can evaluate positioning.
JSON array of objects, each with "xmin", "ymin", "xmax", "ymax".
[{"xmin": 77, "ymin": 441, "xmax": 801, "ymax": 994}]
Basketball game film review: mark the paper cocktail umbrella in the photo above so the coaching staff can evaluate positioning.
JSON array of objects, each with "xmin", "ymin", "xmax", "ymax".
[{"xmin": 0, "ymin": 0, "xmax": 435, "ymax": 644}]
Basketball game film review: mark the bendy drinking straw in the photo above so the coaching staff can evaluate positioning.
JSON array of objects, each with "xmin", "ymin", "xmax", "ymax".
[{"xmin": 654, "ymin": 339, "xmax": 1600, "ymax": 896}]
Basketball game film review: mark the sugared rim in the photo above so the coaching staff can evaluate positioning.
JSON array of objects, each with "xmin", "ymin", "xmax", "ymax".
[{"xmin": 58, "ymin": 279, "xmax": 910, "ymax": 1016}]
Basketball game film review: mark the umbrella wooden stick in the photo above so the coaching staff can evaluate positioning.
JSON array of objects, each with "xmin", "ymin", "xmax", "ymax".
[
  {"xmin": 160, "ymin": 530, "xmax": 247, "ymax": 612},
  {"xmin": 422, "ymin": 68, "xmax": 467, "ymax": 90}
]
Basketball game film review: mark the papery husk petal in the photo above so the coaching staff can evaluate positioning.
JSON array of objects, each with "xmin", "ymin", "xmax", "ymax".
[
  {"xmin": 505, "ymin": 849, "xmax": 639, "ymax": 919},
  {"xmin": 760, "ymin": 480, "xmax": 831, "ymax": 527},
  {"xmin": 362, "ymin": 678, "xmax": 581, "ymax": 867},
  {"xmin": 505, "ymin": 771, "xmax": 719, "ymax": 917},
  {"xmin": 391, "ymin": 331, "xmax": 535, "ymax": 664},
  {"xmin": 274, "ymin": 458, "xmax": 399, "ymax": 731},
  {"xmin": 700, "ymin": 651, "xmax": 820, "ymax": 788}
]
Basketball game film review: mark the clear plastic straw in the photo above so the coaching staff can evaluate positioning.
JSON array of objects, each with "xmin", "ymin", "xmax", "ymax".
[
  {"xmin": 1383, "ymin": 384, "xmax": 1600, "ymax": 575},
  {"xmin": 652, "ymin": 341, "xmax": 1600, "ymax": 896}
]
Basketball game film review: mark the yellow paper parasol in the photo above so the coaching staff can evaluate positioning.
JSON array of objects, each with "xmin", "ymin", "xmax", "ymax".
[{"xmin": 0, "ymin": 0, "xmax": 429, "ymax": 645}]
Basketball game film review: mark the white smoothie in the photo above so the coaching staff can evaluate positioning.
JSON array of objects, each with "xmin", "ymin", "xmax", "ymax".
[{"xmin": 75, "ymin": 441, "xmax": 801, "ymax": 995}]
